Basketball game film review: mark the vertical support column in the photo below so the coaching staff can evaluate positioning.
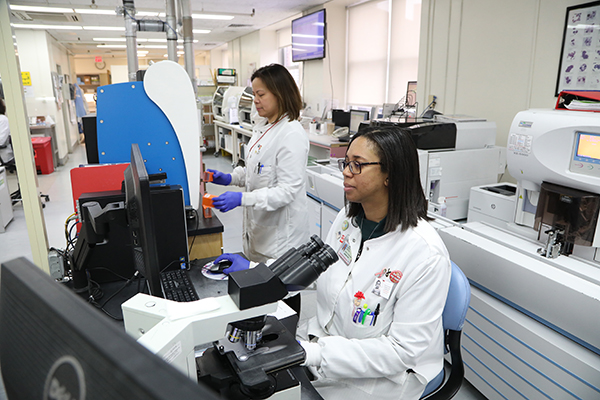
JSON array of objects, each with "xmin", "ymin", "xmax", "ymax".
[{"xmin": 0, "ymin": 0, "xmax": 50, "ymax": 272}]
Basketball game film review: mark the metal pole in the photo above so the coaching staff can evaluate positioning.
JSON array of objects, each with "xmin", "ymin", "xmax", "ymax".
[
  {"xmin": 123, "ymin": 0, "xmax": 139, "ymax": 82},
  {"xmin": 165, "ymin": 0, "xmax": 178, "ymax": 62}
]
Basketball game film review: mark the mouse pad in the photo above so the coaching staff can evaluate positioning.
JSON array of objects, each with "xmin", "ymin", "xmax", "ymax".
[{"xmin": 201, "ymin": 262, "xmax": 229, "ymax": 281}]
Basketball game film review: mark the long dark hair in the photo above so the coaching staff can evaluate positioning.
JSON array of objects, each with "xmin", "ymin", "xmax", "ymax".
[
  {"xmin": 251, "ymin": 64, "xmax": 302, "ymax": 122},
  {"xmin": 0, "ymin": 99, "xmax": 5, "ymax": 115},
  {"xmin": 346, "ymin": 126, "xmax": 430, "ymax": 232}
]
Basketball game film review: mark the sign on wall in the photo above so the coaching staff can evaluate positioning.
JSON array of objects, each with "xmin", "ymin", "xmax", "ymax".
[{"xmin": 556, "ymin": 1, "xmax": 600, "ymax": 95}]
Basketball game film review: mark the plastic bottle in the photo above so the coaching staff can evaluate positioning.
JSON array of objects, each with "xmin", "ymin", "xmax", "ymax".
[{"xmin": 437, "ymin": 197, "xmax": 447, "ymax": 217}]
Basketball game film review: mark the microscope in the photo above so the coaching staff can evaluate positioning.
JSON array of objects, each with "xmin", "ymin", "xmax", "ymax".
[{"xmin": 122, "ymin": 236, "xmax": 338, "ymax": 399}]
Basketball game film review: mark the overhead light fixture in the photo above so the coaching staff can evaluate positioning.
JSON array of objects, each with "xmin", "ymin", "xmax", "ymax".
[
  {"xmin": 12, "ymin": 23, "xmax": 83, "ymax": 30},
  {"xmin": 93, "ymin": 38, "xmax": 126, "ymax": 42},
  {"xmin": 193, "ymin": 29, "xmax": 211, "ymax": 34},
  {"xmin": 192, "ymin": 13, "xmax": 234, "ymax": 20},
  {"xmin": 74, "ymin": 8, "xmax": 117, "ymax": 15},
  {"xmin": 97, "ymin": 44, "xmax": 126, "ymax": 48},
  {"xmin": 10, "ymin": 5, "xmax": 74, "ymax": 13},
  {"xmin": 140, "ymin": 45, "xmax": 167, "ymax": 49},
  {"xmin": 83, "ymin": 26, "xmax": 125, "ymax": 31}
]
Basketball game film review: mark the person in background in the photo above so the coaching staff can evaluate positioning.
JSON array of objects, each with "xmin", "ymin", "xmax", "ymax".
[
  {"xmin": 0, "ymin": 98, "xmax": 9, "ymax": 148},
  {"xmin": 207, "ymin": 63, "xmax": 310, "ymax": 265},
  {"xmin": 295, "ymin": 126, "xmax": 452, "ymax": 400}
]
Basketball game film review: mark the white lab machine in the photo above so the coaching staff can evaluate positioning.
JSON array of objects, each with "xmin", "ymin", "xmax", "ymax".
[
  {"xmin": 306, "ymin": 163, "xmax": 344, "ymax": 239},
  {"xmin": 435, "ymin": 109, "xmax": 600, "ymax": 400},
  {"xmin": 467, "ymin": 182, "xmax": 517, "ymax": 227},
  {"xmin": 213, "ymin": 86, "xmax": 245, "ymax": 122}
]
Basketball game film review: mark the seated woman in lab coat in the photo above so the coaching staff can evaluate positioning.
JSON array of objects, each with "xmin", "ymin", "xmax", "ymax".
[{"xmin": 297, "ymin": 126, "xmax": 452, "ymax": 400}]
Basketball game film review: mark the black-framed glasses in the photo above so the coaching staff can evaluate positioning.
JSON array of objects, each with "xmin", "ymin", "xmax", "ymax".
[{"xmin": 337, "ymin": 159, "xmax": 383, "ymax": 175}]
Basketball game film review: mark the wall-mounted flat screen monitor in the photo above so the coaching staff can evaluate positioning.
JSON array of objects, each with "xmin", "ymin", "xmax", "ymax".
[{"xmin": 292, "ymin": 9, "xmax": 326, "ymax": 62}]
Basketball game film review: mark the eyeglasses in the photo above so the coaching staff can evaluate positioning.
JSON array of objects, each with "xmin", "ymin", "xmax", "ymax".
[{"xmin": 338, "ymin": 159, "xmax": 383, "ymax": 175}]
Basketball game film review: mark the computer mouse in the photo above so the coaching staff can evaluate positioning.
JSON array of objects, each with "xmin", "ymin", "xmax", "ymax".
[{"xmin": 209, "ymin": 259, "xmax": 232, "ymax": 273}]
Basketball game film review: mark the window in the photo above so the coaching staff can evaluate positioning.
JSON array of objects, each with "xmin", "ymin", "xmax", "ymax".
[{"xmin": 346, "ymin": 0, "xmax": 421, "ymax": 107}]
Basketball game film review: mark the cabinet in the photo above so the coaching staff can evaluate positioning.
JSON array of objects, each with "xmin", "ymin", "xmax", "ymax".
[
  {"xmin": 213, "ymin": 121, "xmax": 252, "ymax": 165},
  {"xmin": 76, "ymin": 73, "xmax": 110, "ymax": 114}
]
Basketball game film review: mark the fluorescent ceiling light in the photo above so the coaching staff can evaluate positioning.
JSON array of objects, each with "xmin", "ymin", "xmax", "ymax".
[
  {"xmin": 12, "ymin": 23, "xmax": 82, "ymax": 30},
  {"xmin": 140, "ymin": 45, "xmax": 167, "ymax": 49},
  {"xmin": 10, "ymin": 5, "xmax": 74, "ymax": 13},
  {"xmin": 93, "ymin": 38, "xmax": 126, "ymax": 42},
  {"xmin": 193, "ymin": 29, "xmax": 211, "ymax": 34},
  {"xmin": 192, "ymin": 13, "xmax": 234, "ymax": 20},
  {"xmin": 97, "ymin": 44, "xmax": 126, "ymax": 48},
  {"xmin": 83, "ymin": 26, "xmax": 125, "ymax": 31},
  {"xmin": 74, "ymin": 9, "xmax": 117, "ymax": 15}
]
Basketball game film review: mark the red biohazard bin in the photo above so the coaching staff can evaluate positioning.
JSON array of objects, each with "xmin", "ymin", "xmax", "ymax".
[{"xmin": 31, "ymin": 137, "xmax": 54, "ymax": 174}]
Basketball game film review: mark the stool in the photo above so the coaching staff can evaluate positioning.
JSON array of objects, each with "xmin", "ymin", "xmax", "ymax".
[{"xmin": 31, "ymin": 137, "xmax": 54, "ymax": 174}]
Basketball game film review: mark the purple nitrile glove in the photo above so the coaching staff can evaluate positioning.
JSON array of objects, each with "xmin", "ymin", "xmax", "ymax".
[
  {"xmin": 206, "ymin": 169, "xmax": 232, "ymax": 186},
  {"xmin": 212, "ymin": 191, "xmax": 242, "ymax": 212},
  {"xmin": 214, "ymin": 253, "xmax": 250, "ymax": 274}
]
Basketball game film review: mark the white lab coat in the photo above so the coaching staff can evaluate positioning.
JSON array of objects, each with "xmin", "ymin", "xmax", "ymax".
[
  {"xmin": 230, "ymin": 115, "xmax": 310, "ymax": 263},
  {"xmin": 0, "ymin": 115, "xmax": 9, "ymax": 147},
  {"xmin": 298, "ymin": 209, "xmax": 451, "ymax": 400}
]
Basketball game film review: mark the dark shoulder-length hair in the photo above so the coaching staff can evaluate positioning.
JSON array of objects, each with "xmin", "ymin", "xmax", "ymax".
[
  {"xmin": 251, "ymin": 64, "xmax": 302, "ymax": 122},
  {"xmin": 346, "ymin": 125, "xmax": 431, "ymax": 232},
  {"xmin": 0, "ymin": 99, "xmax": 5, "ymax": 115}
]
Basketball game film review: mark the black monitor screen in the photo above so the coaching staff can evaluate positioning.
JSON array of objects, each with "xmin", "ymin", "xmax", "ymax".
[
  {"xmin": 0, "ymin": 257, "xmax": 218, "ymax": 400},
  {"xmin": 124, "ymin": 143, "xmax": 162, "ymax": 296},
  {"xmin": 292, "ymin": 9, "xmax": 326, "ymax": 62}
]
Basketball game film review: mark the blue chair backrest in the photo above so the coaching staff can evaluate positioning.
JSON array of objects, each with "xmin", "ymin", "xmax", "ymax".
[{"xmin": 443, "ymin": 261, "xmax": 471, "ymax": 333}]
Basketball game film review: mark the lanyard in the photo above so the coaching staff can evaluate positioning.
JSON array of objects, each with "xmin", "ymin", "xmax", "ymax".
[{"xmin": 247, "ymin": 115, "xmax": 284, "ymax": 155}]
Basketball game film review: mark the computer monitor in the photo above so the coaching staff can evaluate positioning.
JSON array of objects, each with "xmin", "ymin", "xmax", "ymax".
[
  {"xmin": 0, "ymin": 257, "xmax": 219, "ymax": 400},
  {"xmin": 124, "ymin": 143, "xmax": 163, "ymax": 296},
  {"xmin": 406, "ymin": 81, "xmax": 417, "ymax": 107},
  {"xmin": 349, "ymin": 110, "xmax": 370, "ymax": 134}
]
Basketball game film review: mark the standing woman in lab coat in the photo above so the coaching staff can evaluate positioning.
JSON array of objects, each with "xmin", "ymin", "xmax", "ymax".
[
  {"xmin": 297, "ymin": 126, "xmax": 452, "ymax": 400},
  {"xmin": 208, "ymin": 64, "xmax": 310, "ymax": 264}
]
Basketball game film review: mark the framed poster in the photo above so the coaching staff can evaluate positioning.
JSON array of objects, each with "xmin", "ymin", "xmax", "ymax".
[{"xmin": 556, "ymin": 1, "xmax": 600, "ymax": 96}]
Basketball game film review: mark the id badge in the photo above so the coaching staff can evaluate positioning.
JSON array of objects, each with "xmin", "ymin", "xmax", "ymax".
[{"xmin": 337, "ymin": 240, "xmax": 352, "ymax": 265}]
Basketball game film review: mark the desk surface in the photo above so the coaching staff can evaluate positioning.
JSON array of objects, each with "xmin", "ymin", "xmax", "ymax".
[{"xmin": 187, "ymin": 212, "xmax": 224, "ymax": 236}]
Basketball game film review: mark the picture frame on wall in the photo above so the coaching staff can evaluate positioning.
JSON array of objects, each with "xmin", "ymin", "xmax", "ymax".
[{"xmin": 556, "ymin": 1, "xmax": 600, "ymax": 96}]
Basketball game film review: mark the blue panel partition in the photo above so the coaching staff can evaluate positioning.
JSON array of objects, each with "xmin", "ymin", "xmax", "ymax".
[{"xmin": 96, "ymin": 82, "xmax": 190, "ymax": 205}]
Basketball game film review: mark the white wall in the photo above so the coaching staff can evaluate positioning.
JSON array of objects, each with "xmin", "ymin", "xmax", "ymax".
[
  {"xmin": 15, "ymin": 30, "xmax": 77, "ymax": 163},
  {"xmin": 418, "ymin": 0, "xmax": 584, "ymax": 158}
]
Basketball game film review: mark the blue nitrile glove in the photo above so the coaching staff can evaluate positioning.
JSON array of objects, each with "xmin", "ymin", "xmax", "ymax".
[
  {"xmin": 206, "ymin": 169, "xmax": 232, "ymax": 185},
  {"xmin": 212, "ymin": 191, "xmax": 242, "ymax": 212},
  {"xmin": 214, "ymin": 253, "xmax": 250, "ymax": 274}
]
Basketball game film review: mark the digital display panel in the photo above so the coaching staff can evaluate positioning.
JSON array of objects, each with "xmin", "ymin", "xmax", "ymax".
[
  {"xmin": 575, "ymin": 131, "xmax": 600, "ymax": 164},
  {"xmin": 291, "ymin": 10, "xmax": 326, "ymax": 62}
]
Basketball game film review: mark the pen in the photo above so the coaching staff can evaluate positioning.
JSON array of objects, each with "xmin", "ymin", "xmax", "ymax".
[{"xmin": 372, "ymin": 303, "xmax": 380, "ymax": 326}]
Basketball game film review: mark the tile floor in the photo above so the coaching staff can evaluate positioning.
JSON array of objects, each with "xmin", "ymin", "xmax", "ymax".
[{"xmin": 0, "ymin": 143, "xmax": 486, "ymax": 400}]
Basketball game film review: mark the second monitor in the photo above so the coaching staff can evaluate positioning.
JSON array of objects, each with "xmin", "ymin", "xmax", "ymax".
[{"xmin": 349, "ymin": 110, "xmax": 370, "ymax": 134}]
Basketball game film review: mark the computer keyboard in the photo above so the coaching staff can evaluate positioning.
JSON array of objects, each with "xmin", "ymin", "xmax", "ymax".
[{"xmin": 160, "ymin": 269, "xmax": 200, "ymax": 302}]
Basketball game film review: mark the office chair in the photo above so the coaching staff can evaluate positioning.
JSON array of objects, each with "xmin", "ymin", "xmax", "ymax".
[
  {"xmin": 420, "ymin": 261, "xmax": 471, "ymax": 400},
  {"xmin": 0, "ymin": 139, "xmax": 49, "ymax": 206},
  {"xmin": 0, "ymin": 140, "xmax": 21, "ymax": 205}
]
